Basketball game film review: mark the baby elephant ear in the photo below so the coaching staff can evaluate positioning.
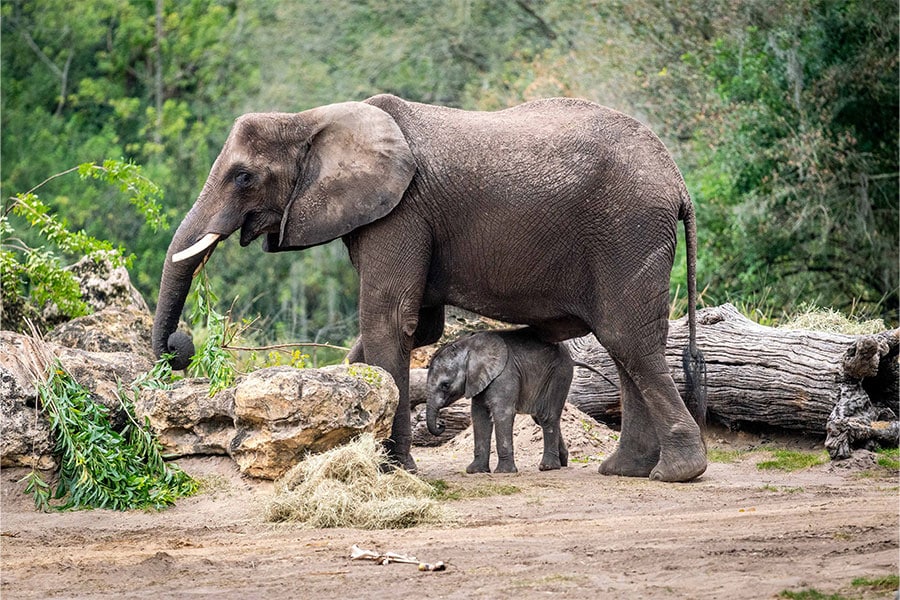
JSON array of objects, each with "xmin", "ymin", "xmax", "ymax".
[
  {"xmin": 278, "ymin": 102, "xmax": 415, "ymax": 249},
  {"xmin": 465, "ymin": 334, "xmax": 510, "ymax": 399}
]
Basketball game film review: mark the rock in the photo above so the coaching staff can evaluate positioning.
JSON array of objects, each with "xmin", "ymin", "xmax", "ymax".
[
  {"xmin": 0, "ymin": 331, "xmax": 154, "ymax": 468},
  {"xmin": 135, "ymin": 380, "xmax": 236, "ymax": 457},
  {"xmin": 65, "ymin": 254, "xmax": 149, "ymax": 313},
  {"xmin": 0, "ymin": 359, "xmax": 54, "ymax": 469},
  {"xmin": 230, "ymin": 364, "xmax": 397, "ymax": 479},
  {"xmin": 45, "ymin": 306, "xmax": 154, "ymax": 359}
]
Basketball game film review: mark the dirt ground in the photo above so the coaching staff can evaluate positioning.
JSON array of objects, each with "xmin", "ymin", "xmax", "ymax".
[{"xmin": 1, "ymin": 414, "xmax": 898, "ymax": 600}]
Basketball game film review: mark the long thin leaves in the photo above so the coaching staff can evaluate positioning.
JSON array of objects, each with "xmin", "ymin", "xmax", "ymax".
[{"xmin": 21, "ymin": 363, "xmax": 198, "ymax": 511}]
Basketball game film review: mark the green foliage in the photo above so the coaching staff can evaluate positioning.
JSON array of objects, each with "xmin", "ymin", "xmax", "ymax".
[
  {"xmin": 875, "ymin": 448, "xmax": 900, "ymax": 471},
  {"xmin": 1, "ymin": 160, "xmax": 165, "ymax": 331},
  {"xmin": 707, "ymin": 448, "xmax": 749, "ymax": 463},
  {"xmin": 778, "ymin": 590, "xmax": 846, "ymax": 600},
  {"xmin": 23, "ymin": 363, "xmax": 198, "ymax": 511},
  {"xmin": 757, "ymin": 449, "xmax": 829, "ymax": 471},
  {"xmin": 428, "ymin": 479, "xmax": 521, "ymax": 502},
  {"xmin": 262, "ymin": 349, "xmax": 310, "ymax": 369},
  {"xmin": 851, "ymin": 574, "xmax": 899, "ymax": 592},
  {"xmin": 186, "ymin": 272, "xmax": 241, "ymax": 395},
  {"xmin": 347, "ymin": 363, "xmax": 384, "ymax": 387},
  {"xmin": 3, "ymin": 0, "xmax": 897, "ymax": 347},
  {"xmin": 620, "ymin": 1, "xmax": 899, "ymax": 320}
]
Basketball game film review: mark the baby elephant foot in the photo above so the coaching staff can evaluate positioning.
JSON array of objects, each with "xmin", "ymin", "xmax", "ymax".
[
  {"xmin": 466, "ymin": 460, "xmax": 491, "ymax": 474},
  {"xmin": 539, "ymin": 454, "xmax": 562, "ymax": 471},
  {"xmin": 493, "ymin": 460, "xmax": 518, "ymax": 474}
]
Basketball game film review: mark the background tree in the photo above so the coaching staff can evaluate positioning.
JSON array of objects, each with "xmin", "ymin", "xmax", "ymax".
[{"xmin": 3, "ymin": 0, "xmax": 896, "ymax": 350}]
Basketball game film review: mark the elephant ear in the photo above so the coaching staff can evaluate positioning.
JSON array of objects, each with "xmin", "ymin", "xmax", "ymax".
[
  {"xmin": 465, "ymin": 334, "xmax": 510, "ymax": 399},
  {"xmin": 274, "ymin": 101, "xmax": 415, "ymax": 250}
]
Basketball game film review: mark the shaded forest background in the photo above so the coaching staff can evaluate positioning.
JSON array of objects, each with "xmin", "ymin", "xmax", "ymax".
[{"xmin": 2, "ymin": 0, "xmax": 898, "ymax": 352}]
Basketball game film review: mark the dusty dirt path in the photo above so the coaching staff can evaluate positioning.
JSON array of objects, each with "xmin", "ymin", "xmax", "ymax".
[{"xmin": 1, "ymin": 429, "xmax": 897, "ymax": 600}]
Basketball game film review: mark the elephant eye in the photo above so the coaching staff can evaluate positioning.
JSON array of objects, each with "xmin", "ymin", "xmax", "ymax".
[
  {"xmin": 233, "ymin": 171, "xmax": 254, "ymax": 188},
  {"xmin": 439, "ymin": 381, "xmax": 450, "ymax": 391}
]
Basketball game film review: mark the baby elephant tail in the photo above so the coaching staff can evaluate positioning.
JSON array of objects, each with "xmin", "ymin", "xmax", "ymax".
[{"xmin": 572, "ymin": 361, "xmax": 617, "ymax": 388}]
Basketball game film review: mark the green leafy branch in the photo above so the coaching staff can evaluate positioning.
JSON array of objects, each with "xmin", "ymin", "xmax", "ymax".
[
  {"xmin": 22, "ymin": 362, "xmax": 198, "ymax": 512},
  {"xmin": 1, "ymin": 160, "xmax": 165, "ymax": 327},
  {"xmin": 186, "ymin": 272, "xmax": 243, "ymax": 396}
]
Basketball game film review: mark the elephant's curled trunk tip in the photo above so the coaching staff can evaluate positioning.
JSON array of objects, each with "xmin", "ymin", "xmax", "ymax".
[
  {"xmin": 426, "ymin": 406, "xmax": 446, "ymax": 436},
  {"xmin": 162, "ymin": 331, "xmax": 195, "ymax": 371},
  {"xmin": 682, "ymin": 346, "xmax": 707, "ymax": 428}
]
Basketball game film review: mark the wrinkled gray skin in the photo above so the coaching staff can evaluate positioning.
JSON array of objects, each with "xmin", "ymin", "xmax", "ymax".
[
  {"xmin": 151, "ymin": 94, "xmax": 707, "ymax": 481},
  {"xmin": 426, "ymin": 329, "xmax": 573, "ymax": 474}
]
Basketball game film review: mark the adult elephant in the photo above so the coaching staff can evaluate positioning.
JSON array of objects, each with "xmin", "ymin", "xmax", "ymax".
[{"xmin": 152, "ymin": 94, "xmax": 707, "ymax": 481}]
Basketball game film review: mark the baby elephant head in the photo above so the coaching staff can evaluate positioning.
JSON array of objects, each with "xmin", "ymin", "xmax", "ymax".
[{"xmin": 425, "ymin": 333, "xmax": 509, "ymax": 436}]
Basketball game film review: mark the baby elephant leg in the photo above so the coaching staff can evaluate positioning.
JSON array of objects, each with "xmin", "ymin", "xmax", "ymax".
[
  {"xmin": 467, "ymin": 397, "xmax": 492, "ymax": 474},
  {"xmin": 492, "ymin": 403, "xmax": 518, "ymax": 473},
  {"xmin": 535, "ymin": 416, "xmax": 564, "ymax": 471}
]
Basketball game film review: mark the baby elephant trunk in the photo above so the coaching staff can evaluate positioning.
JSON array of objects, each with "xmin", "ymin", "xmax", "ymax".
[{"xmin": 426, "ymin": 402, "xmax": 446, "ymax": 436}]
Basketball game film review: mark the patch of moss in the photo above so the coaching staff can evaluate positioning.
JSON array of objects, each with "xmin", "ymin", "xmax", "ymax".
[
  {"xmin": 708, "ymin": 448, "xmax": 749, "ymax": 463},
  {"xmin": 757, "ymin": 449, "xmax": 828, "ymax": 471},
  {"xmin": 875, "ymin": 447, "xmax": 900, "ymax": 470},
  {"xmin": 428, "ymin": 478, "xmax": 520, "ymax": 501}
]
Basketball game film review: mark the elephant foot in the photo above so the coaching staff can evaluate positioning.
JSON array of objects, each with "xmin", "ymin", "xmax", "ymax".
[
  {"xmin": 598, "ymin": 447, "xmax": 658, "ymax": 478},
  {"xmin": 539, "ymin": 452, "xmax": 562, "ymax": 471},
  {"xmin": 649, "ymin": 425, "xmax": 707, "ymax": 482},
  {"xmin": 466, "ymin": 461, "xmax": 491, "ymax": 474},
  {"xmin": 493, "ymin": 461, "xmax": 518, "ymax": 474},
  {"xmin": 383, "ymin": 442, "xmax": 418, "ymax": 474}
]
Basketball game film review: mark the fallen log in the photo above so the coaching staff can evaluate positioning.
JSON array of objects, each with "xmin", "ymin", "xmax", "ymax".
[{"xmin": 564, "ymin": 304, "xmax": 898, "ymax": 458}]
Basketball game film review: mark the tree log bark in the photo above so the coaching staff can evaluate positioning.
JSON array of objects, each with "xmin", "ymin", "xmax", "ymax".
[{"xmin": 564, "ymin": 304, "xmax": 898, "ymax": 457}]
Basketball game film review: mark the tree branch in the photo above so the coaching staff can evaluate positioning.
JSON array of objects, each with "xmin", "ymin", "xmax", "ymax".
[{"xmin": 224, "ymin": 342, "xmax": 351, "ymax": 354}]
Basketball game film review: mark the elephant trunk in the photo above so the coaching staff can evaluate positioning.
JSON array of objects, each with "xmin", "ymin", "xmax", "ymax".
[
  {"xmin": 151, "ymin": 208, "xmax": 220, "ymax": 370},
  {"xmin": 426, "ymin": 402, "xmax": 446, "ymax": 437}
]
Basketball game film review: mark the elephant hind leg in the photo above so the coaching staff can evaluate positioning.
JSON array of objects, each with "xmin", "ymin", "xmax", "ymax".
[
  {"xmin": 599, "ymin": 352, "xmax": 706, "ymax": 482},
  {"xmin": 598, "ymin": 361, "xmax": 660, "ymax": 477}
]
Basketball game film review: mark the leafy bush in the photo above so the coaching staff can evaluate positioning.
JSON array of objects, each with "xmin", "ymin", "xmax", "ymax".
[{"xmin": 1, "ymin": 160, "xmax": 165, "ymax": 332}]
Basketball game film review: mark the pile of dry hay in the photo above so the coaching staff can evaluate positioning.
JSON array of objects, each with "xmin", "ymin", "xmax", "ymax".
[{"xmin": 265, "ymin": 434, "xmax": 448, "ymax": 529}]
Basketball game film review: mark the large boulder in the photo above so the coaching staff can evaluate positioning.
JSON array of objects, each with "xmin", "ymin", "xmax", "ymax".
[
  {"xmin": 61, "ymin": 254, "xmax": 149, "ymax": 314},
  {"xmin": 45, "ymin": 306, "xmax": 154, "ymax": 360},
  {"xmin": 230, "ymin": 364, "xmax": 397, "ymax": 479},
  {"xmin": 135, "ymin": 379, "xmax": 236, "ymax": 457}
]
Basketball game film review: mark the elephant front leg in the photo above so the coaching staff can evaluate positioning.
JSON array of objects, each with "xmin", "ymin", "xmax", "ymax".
[
  {"xmin": 492, "ymin": 403, "xmax": 518, "ymax": 474},
  {"xmin": 467, "ymin": 397, "xmax": 492, "ymax": 474}
]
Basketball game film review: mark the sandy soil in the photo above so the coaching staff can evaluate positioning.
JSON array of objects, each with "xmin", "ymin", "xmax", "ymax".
[{"xmin": 1, "ymin": 417, "xmax": 897, "ymax": 600}]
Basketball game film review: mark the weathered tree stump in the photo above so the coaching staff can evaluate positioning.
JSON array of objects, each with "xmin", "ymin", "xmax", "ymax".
[{"xmin": 564, "ymin": 304, "xmax": 898, "ymax": 457}]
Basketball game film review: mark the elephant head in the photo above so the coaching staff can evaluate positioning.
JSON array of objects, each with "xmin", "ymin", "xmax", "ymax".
[
  {"xmin": 425, "ymin": 333, "xmax": 509, "ymax": 436},
  {"xmin": 152, "ymin": 102, "xmax": 416, "ymax": 368}
]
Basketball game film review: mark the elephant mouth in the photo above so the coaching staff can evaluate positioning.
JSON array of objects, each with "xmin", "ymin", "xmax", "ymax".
[{"xmin": 240, "ymin": 211, "xmax": 280, "ymax": 247}]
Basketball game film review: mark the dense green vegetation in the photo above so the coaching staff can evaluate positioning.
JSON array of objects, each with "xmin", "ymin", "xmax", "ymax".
[{"xmin": 3, "ymin": 0, "xmax": 897, "ymax": 349}]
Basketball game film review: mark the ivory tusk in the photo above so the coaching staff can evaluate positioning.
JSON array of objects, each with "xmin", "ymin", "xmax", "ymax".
[{"xmin": 172, "ymin": 233, "xmax": 220, "ymax": 263}]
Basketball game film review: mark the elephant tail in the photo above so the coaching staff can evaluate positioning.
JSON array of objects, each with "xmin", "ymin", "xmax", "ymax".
[{"xmin": 679, "ymin": 195, "xmax": 708, "ymax": 428}]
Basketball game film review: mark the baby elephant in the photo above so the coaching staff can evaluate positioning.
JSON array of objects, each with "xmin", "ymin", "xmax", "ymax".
[{"xmin": 426, "ymin": 328, "xmax": 573, "ymax": 473}]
